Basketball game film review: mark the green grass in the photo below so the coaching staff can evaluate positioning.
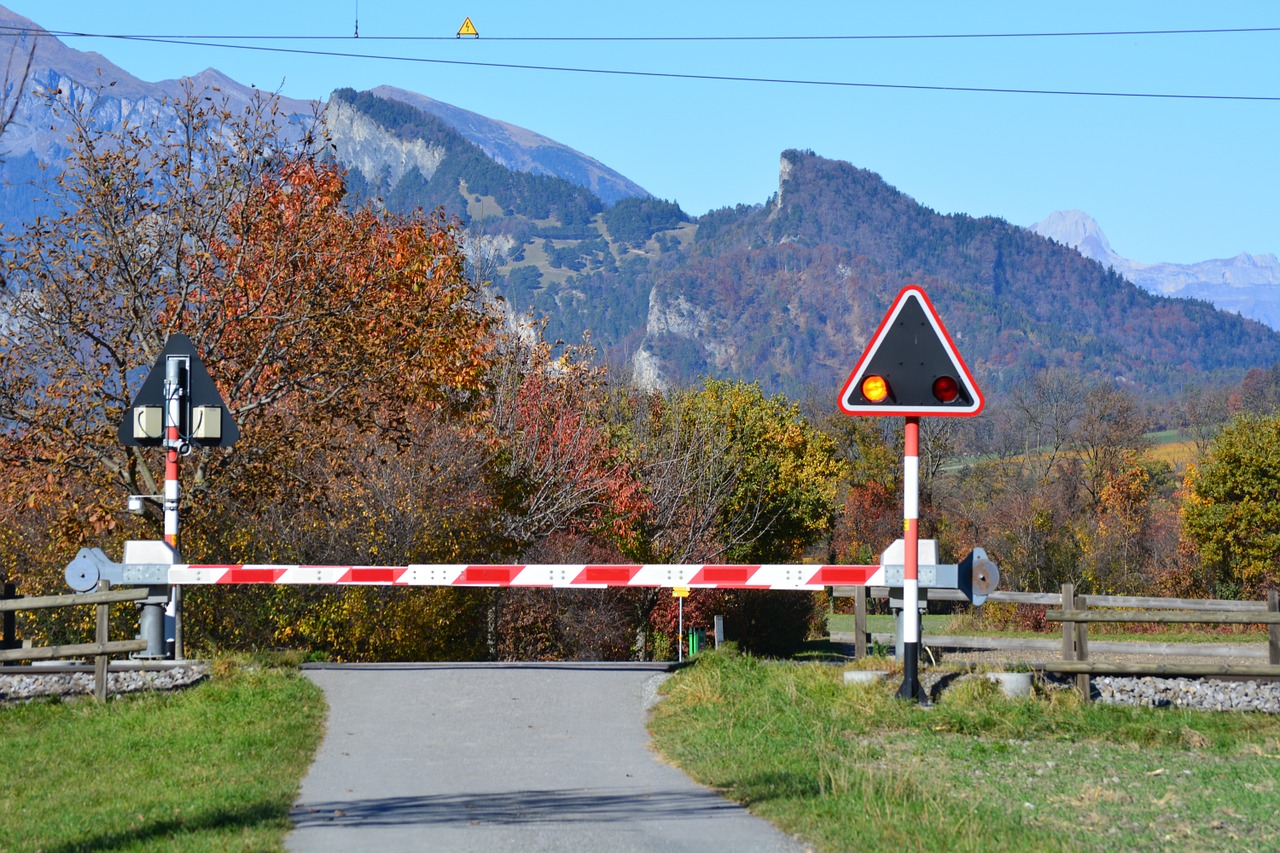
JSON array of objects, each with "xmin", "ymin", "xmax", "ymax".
[
  {"xmin": 649, "ymin": 648, "xmax": 1280, "ymax": 852},
  {"xmin": 0, "ymin": 658, "xmax": 325, "ymax": 852},
  {"xmin": 829, "ymin": 613, "xmax": 952, "ymax": 636}
]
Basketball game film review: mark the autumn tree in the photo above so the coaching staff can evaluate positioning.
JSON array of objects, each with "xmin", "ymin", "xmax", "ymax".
[
  {"xmin": 1, "ymin": 81, "xmax": 492, "ymax": 536},
  {"xmin": 0, "ymin": 85, "xmax": 501, "ymax": 660},
  {"xmin": 1235, "ymin": 366, "xmax": 1280, "ymax": 415},
  {"xmin": 1178, "ymin": 383, "xmax": 1230, "ymax": 456},
  {"xmin": 619, "ymin": 379, "xmax": 846, "ymax": 655},
  {"xmin": 1075, "ymin": 450, "xmax": 1163, "ymax": 594},
  {"xmin": 1007, "ymin": 368, "xmax": 1090, "ymax": 484},
  {"xmin": 938, "ymin": 370, "xmax": 1162, "ymax": 594},
  {"xmin": 806, "ymin": 406, "xmax": 900, "ymax": 565},
  {"xmin": 628, "ymin": 380, "xmax": 845, "ymax": 563},
  {"xmin": 479, "ymin": 332, "xmax": 648, "ymax": 658},
  {"xmin": 1071, "ymin": 381, "xmax": 1151, "ymax": 508},
  {"xmin": 1182, "ymin": 413, "xmax": 1280, "ymax": 598},
  {"xmin": 488, "ymin": 334, "xmax": 646, "ymax": 552}
]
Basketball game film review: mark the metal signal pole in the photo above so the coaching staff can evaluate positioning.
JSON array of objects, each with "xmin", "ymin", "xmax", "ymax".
[
  {"xmin": 163, "ymin": 356, "xmax": 185, "ymax": 554},
  {"xmin": 897, "ymin": 416, "xmax": 925, "ymax": 702},
  {"xmin": 163, "ymin": 356, "xmax": 187, "ymax": 659},
  {"xmin": 118, "ymin": 335, "xmax": 240, "ymax": 661},
  {"xmin": 678, "ymin": 594, "xmax": 684, "ymax": 663}
]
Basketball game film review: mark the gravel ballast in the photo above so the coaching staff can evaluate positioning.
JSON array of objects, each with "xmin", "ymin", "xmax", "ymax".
[
  {"xmin": 1092, "ymin": 675, "xmax": 1280, "ymax": 713},
  {"xmin": 931, "ymin": 646, "xmax": 1280, "ymax": 712},
  {"xmin": 0, "ymin": 664, "xmax": 209, "ymax": 704}
]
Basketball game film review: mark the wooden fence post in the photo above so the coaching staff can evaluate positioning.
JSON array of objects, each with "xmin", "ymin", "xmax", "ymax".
[
  {"xmin": 853, "ymin": 586, "xmax": 868, "ymax": 660},
  {"xmin": 1075, "ymin": 591, "xmax": 1090, "ymax": 700},
  {"xmin": 1, "ymin": 582, "xmax": 17, "ymax": 667},
  {"xmin": 1061, "ymin": 582, "xmax": 1075, "ymax": 665},
  {"xmin": 1269, "ymin": 590, "xmax": 1279, "ymax": 667},
  {"xmin": 1061, "ymin": 583, "xmax": 1091, "ymax": 701},
  {"xmin": 95, "ymin": 580, "xmax": 110, "ymax": 702}
]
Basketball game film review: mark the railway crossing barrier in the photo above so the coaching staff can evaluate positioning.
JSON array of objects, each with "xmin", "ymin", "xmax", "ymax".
[{"xmin": 65, "ymin": 538, "xmax": 1000, "ymax": 666}]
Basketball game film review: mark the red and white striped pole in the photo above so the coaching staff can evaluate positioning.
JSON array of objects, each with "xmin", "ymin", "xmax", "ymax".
[
  {"xmin": 163, "ymin": 356, "xmax": 186, "ymax": 659},
  {"xmin": 897, "ymin": 416, "xmax": 924, "ymax": 702},
  {"xmin": 162, "ymin": 357, "xmax": 184, "ymax": 555}
]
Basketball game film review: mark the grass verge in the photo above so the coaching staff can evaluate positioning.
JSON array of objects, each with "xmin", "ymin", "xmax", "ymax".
[
  {"xmin": 0, "ymin": 657, "xmax": 325, "ymax": 852},
  {"xmin": 649, "ymin": 647, "xmax": 1280, "ymax": 852}
]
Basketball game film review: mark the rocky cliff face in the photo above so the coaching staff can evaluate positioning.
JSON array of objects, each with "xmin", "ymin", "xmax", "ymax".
[{"xmin": 325, "ymin": 96, "xmax": 447, "ymax": 189}]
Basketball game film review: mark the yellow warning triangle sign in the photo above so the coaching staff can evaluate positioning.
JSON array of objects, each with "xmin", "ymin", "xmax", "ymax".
[{"xmin": 457, "ymin": 17, "xmax": 478, "ymax": 38}]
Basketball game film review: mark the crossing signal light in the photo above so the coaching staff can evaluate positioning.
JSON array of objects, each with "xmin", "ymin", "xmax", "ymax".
[
  {"xmin": 861, "ymin": 375, "xmax": 889, "ymax": 403},
  {"xmin": 861, "ymin": 374, "xmax": 962, "ymax": 406},
  {"xmin": 839, "ymin": 286, "xmax": 983, "ymax": 417},
  {"xmin": 932, "ymin": 375, "xmax": 960, "ymax": 403}
]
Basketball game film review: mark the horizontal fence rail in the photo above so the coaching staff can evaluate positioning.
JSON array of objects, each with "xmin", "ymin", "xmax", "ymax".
[
  {"xmin": 1043, "ymin": 661, "xmax": 1280, "ymax": 679},
  {"xmin": 0, "ymin": 640, "xmax": 149, "ymax": 665},
  {"xmin": 829, "ymin": 632, "xmax": 1275, "ymax": 661},
  {"xmin": 0, "ymin": 587, "xmax": 150, "ymax": 612},
  {"xmin": 1049, "ymin": 609, "xmax": 1280, "ymax": 625},
  {"xmin": 856, "ymin": 587, "xmax": 1274, "ymax": 611},
  {"xmin": 0, "ymin": 584, "xmax": 149, "ymax": 701}
]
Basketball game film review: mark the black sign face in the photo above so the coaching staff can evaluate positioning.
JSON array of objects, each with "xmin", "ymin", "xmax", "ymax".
[
  {"xmin": 118, "ymin": 334, "xmax": 239, "ymax": 447},
  {"xmin": 839, "ymin": 286, "xmax": 983, "ymax": 417}
]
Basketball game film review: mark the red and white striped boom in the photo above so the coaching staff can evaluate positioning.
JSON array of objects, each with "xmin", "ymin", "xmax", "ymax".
[
  {"xmin": 167, "ymin": 562, "xmax": 884, "ymax": 590},
  {"xmin": 65, "ymin": 544, "xmax": 995, "ymax": 600}
]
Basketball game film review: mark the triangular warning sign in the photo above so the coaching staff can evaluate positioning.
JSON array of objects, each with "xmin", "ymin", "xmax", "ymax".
[
  {"xmin": 457, "ymin": 17, "xmax": 478, "ymax": 37},
  {"xmin": 839, "ymin": 285, "xmax": 983, "ymax": 417},
  {"xmin": 118, "ymin": 334, "xmax": 240, "ymax": 447}
]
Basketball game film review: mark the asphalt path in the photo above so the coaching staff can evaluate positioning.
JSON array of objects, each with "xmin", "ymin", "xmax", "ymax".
[{"xmin": 286, "ymin": 662, "xmax": 809, "ymax": 853}]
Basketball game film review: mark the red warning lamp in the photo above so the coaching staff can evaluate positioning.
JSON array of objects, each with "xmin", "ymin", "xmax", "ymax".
[
  {"xmin": 861, "ymin": 375, "xmax": 889, "ymax": 403},
  {"xmin": 932, "ymin": 375, "xmax": 959, "ymax": 403}
]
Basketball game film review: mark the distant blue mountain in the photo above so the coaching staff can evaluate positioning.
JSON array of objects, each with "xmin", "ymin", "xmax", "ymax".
[
  {"xmin": 0, "ymin": 4, "xmax": 648, "ymax": 223},
  {"xmin": 1032, "ymin": 210, "xmax": 1280, "ymax": 331}
]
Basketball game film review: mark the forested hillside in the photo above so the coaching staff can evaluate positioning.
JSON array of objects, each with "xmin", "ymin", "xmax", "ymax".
[
  {"xmin": 636, "ymin": 151, "xmax": 1280, "ymax": 398},
  {"xmin": 304, "ymin": 93, "xmax": 1280, "ymax": 404},
  {"xmin": 330, "ymin": 88, "xmax": 689, "ymax": 360}
]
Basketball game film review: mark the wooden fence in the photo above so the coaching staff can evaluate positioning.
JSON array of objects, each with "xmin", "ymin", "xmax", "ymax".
[
  {"xmin": 833, "ymin": 585, "xmax": 1280, "ymax": 687},
  {"xmin": 0, "ymin": 582, "xmax": 150, "ymax": 701},
  {"xmin": 1045, "ymin": 583, "xmax": 1280, "ymax": 698}
]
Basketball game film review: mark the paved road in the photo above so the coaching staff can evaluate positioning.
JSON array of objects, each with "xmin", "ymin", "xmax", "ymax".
[{"xmin": 286, "ymin": 662, "xmax": 809, "ymax": 853}]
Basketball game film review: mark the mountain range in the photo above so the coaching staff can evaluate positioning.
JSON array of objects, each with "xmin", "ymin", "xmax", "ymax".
[
  {"xmin": 2, "ymin": 3, "xmax": 1278, "ymax": 403},
  {"xmin": 1032, "ymin": 210, "xmax": 1280, "ymax": 330}
]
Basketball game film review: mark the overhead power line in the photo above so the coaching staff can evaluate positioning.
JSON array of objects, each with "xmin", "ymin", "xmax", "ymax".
[
  {"xmin": 2, "ymin": 25, "xmax": 1276, "ymax": 102},
  {"xmin": 6, "ymin": 24, "xmax": 1279, "ymax": 42}
]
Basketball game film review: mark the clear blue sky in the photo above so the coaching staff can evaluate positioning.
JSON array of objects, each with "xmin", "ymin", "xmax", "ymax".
[{"xmin": 5, "ymin": 0, "xmax": 1277, "ymax": 264}]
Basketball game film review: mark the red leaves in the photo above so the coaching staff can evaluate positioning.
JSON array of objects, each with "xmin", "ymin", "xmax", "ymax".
[{"xmin": 491, "ymin": 339, "xmax": 648, "ymax": 548}]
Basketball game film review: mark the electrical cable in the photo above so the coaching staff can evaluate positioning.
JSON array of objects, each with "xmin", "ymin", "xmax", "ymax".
[
  {"xmin": 4, "ymin": 24, "xmax": 1278, "ymax": 42},
  {"xmin": 1, "ymin": 25, "xmax": 1275, "ymax": 102}
]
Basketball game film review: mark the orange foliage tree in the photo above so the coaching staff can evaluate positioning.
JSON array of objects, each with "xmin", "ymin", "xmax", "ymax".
[{"xmin": 0, "ymin": 86, "xmax": 497, "ymax": 655}]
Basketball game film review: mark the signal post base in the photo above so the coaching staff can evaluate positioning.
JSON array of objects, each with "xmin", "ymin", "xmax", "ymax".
[{"xmin": 896, "ymin": 642, "xmax": 929, "ymax": 704}]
